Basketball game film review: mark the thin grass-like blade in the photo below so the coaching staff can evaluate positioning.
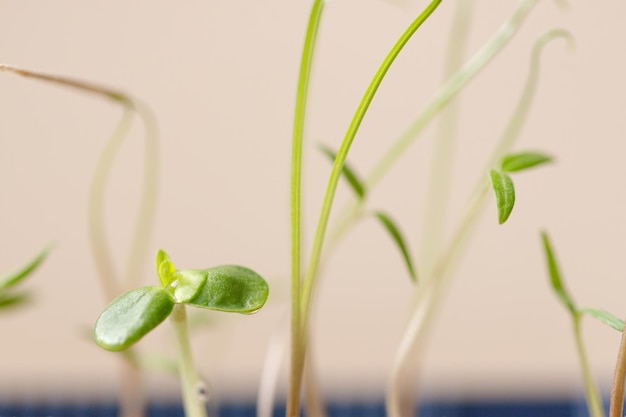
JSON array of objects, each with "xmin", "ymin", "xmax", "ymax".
[
  {"xmin": 0, "ymin": 292, "xmax": 31, "ymax": 310},
  {"xmin": 501, "ymin": 151, "xmax": 552, "ymax": 173},
  {"xmin": 541, "ymin": 231, "xmax": 577, "ymax": 315},
  {"xmin": 373, "ymin": 211, "xmax": 417, "ymax": 283},
  {"xmin": 581, "ymin": 308, "xmax": 624, "ymax": 332},
  {"xmin": 317, "ymin": 143, "xmax": 366, "ymax": 200},
  {"xmin": 0, "ymin": 245, "xmax": 51, "ymax": 291}
]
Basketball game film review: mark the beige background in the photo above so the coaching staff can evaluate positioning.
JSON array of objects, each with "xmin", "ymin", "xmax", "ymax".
[{"xmin": 0, "ymin": 0, "xmax": 625, "ymax": 404}]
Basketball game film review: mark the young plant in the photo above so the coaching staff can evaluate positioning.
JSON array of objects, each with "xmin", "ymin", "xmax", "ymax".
[
  {"xmin": 541, "ymin": 231, "xmax": 626, "ymax": 417},
  {"xmin": 0, "ymin": 64, "xmax": 158, "ymax": 417},
  {"xmin": 94, "ymin": 249, "xmax": 269, "ymax": 417},
  {"xmin": 0, "ymin": 245, "xmax": 50, "ymax": 311},
  {"xmin": 284, "ymin": 2, "xmax": 572, "ymax": 417}
]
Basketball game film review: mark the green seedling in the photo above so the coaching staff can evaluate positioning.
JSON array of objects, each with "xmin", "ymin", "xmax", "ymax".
[
  {"xmin": 541, "ymin": 231, "xmax": 626, "ymax": 417},
  {"xmin": 282, "ymin": 0, "xmax": 573, "ymax": 415},
  {"xmin": 0, "ymin": 245, "xmax": 50, "ymax": 310},
  {"xmin": 94, "ymin": 249, "xmax": 269, "ymax": 417},
  {"xmin": 490, "ymin": 151, "xmax": 552, "ymax": 224}
]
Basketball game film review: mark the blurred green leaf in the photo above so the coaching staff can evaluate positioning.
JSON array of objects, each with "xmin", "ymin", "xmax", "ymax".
[
  {"xmin": 186, "ymin": 265, "xmax": 269, "ymax": 313},
  {"xmin": 373, "ymin": 211, "xmax": 417, "ymax": 283},
  {"xmin": 489, "ymin": 169, "xmax": 515, "ymax": 224},
  {"xmin": 317, "ymin": 143, "xmax": 366, "ymax": 200},
  {"xmin": 0, "ymin": 292, "xmax": 31, "ymax": 310},
  {"xmin": 501, "ymin": 151, "xmax": 552, "ymax": 173},
  {"xmin": 581, "ymin": 308, "xmax": 624, "ymax": 332},
  {"xmin": 0, "ymin": 245, "xmax": 51, "ymax": 291},
  {"xmin": 541, "ymin": 231, "xmax": 577, "ymax": 316},
  {"xmin": 94, "ymin": 286, "xmax": 175, "ymax": 351}
]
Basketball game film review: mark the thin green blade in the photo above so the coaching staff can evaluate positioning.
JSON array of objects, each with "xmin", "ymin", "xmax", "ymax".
[
  {"xmin": 541, "ymin": 231, "xmax": 577, "ymax": 315},
  {"xmin": 317, "ymin": 143, "xmax": 366, "ymax": 200},
  {"xmin": 489, "ymin": 169, "xmax": 515, "ymax": 224},
  {"xmin": 373, "ymin": 211, "xmax": 417, "ymax": 282},
  {"xmin": 94, "ymin": 286, "xmax": 175, "ymax": 351},
  {"xmin": 186, "ymin": 265, "xmax": 269, "ymax": 313},
  {"xmin": 501, "ymin": 151, "xmax": 552, "ymax": 173},
  {"xmin": 0, "ymin": 292, "xmax": 31, "ymax": 310},
  {"xmin": 0, "ymin": 245, "xmax": 51, "ymax": 291},
  {"xmin": 581, "ymin": 308, "xmax": 624, "ymax": 332}
]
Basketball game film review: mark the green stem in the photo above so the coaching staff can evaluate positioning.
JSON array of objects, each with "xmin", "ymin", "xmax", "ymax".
[
  {"xmin": 365, "ymin": 0, "xmax": 540, "ymax": 189},
  {"xmin": 299, "ymin": 0, "xmax": 443, "ymax": 340},
  {"xmin": 421, "ymin": 0, "xmax": 474, "ymax": 279},
  {"xmin": 387, "ymin": 182, "xmax": 490, "ymax": 417},
  {"xmin": 609, "ymin": 317, "xmax": 626, "ymax": 417},
  {"xmin": 573, "ymin": 314, "xmax": 605, "ymax": 417},
  {"xmin": 289, "ymin": 2, "xmax": 326, "ymax": 417},
  {"xmin": 171, "ymin": 304, "xmax": 208, "ymax": 417}
]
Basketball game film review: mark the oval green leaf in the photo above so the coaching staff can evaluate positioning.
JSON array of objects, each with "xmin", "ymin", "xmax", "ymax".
[
  {"xmin": 186, "ymin": 265, "xmax": 269, "ymax": 313},
  {"xmin": 317, "ymin": 143, "xmax": 366, "ymax": 200},
  {"xmin": 172, "ymin": 269, "xmax": 208, "ymax": 303},
  {"xmin": 94, "ymin": 286, "xmax": 175, "ymax": 351},
  {"xmin": 489, "ymin": 169, "xmax": 515, "ymax": 224},
  {"xmin": 541, "ymin": 231, "xmax": 577, "ymax": 316},
  {"xmin": 373, "ymin": 211, "xmax": 417, "ymax": 283},
  {"xmin": 501, "ymin": 151, "xmax": 552, "ymax": 173},
  {"xmin": 581, "ymin": 308, "xmax": 625, "ymax": 332},
  {"xmin": 0, "ymin": 245, "xmax": 51, "ymax": 291}
]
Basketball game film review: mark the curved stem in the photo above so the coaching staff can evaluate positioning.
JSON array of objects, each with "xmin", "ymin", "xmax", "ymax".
[
  {"xmin": 421, "ymin": 0, "xmax": 475, "ymax": 279},
  {"xmin": 171, "ymin": 304, "xmax": 208, "ymax": 417},
  {"xmin": 88, "ymin": 107, "xmax": 134, "ymax": 298},
  {"xmin": 123, "ymin": 100, "xmax": 160, "ymax": 290},
  {"xmin": 299, "ymin": 0, "xmax": 443, "ymax": 342},
  {"xmin": 365, "ymin": 0, "xmax": 540, "ymax": 189},
  {"xmin": 289, "ymin": 1, "xmax": 326, "ymax": 416},
  {"xmin": 386, "ymin": 182, "xmax": 490, "ymax": 417},
  {"xmin": 609, "ymin": 317, "xmax": 626, "ymax": 417}
]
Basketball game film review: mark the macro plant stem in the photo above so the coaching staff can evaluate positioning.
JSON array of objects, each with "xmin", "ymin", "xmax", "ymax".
[
  {"xmin": 572, "ymin": 314, "xmax": 605, "ymax": 417},
  {"xmin": 609, "ymin": 318, "xmax": 626, "ymax": 417},
  {"xmin": 422, "ymin": 0, "xmax": 474, "ymax": 279},
  {"xmin": 289, "ymin": 1, "xmax": 325, "ymax": 416},
  {"xmin": 171, "ymin": 304, "xmax": 208, "ymax": 417},
  {"xmin": 387, "ymin": 182, "xmax": 490, "ymax": 417}
]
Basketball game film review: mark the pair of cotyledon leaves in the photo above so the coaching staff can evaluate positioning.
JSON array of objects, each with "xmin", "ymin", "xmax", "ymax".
[
  {"xmin": 489, "ymin": 151, "xmax": 553, "ymax": 224},
  {"xmin": 93, "ymin": 250, "xmax": 269, "ymax": 352}
]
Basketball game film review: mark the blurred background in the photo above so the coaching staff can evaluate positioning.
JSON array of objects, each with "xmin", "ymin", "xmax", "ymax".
[{"xmin": 0, "ymin": 0, "xmax": 625, "ymax": 406}]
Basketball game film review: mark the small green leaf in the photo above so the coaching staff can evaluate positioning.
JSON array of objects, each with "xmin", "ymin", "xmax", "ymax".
[
  {"xmin": 580, "ymin": 308, "xmax": 625, "ymax": 332},
  {"xmin": 186, "ymin": 265, "xmax": 269, "ymax": 313},
  {"xmin": 541, "ymin": 231, "xmax": 577, "ymax": 315},
  {"xmin": 0, "ymin": 245, "xmax": 51, "ymax": 291},
  {"xmin": 501, "ymin": 151, "xmax": 552, "ymax": 173},
  {"xmin": 0, "ymin": 292, "xmax": 31, "ymax": 310},
  {"xmin": 172, "ymin": 269, "xmax": 208, "ymax": 303},
  {"xmin": 317, "ymin": 143, "xmax": 366, "ymax": 200},
  {"xmin": 94, "ymin": 286, "xmax": 175, "ymax": 351},
  {"xmin": 156, "ymin": 249, "xmax": 176, "ymax": 287},
  {"xmin": 489, "ymin": 169, "xmax": 515, "ymax": 224},
  {"xmin": 373, "ymin": 211, "xmax": 417, "ymax": 282}
]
